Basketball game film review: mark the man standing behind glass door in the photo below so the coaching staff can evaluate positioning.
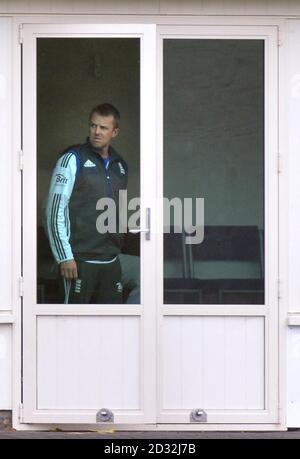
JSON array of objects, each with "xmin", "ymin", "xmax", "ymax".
[{"xmin": 45, "ymin": 103, "xmax": 128, "ymax": 304}]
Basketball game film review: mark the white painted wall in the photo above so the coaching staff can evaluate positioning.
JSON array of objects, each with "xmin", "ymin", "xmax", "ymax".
[
  {"xmin": 287, "ymin": 18, "xmax": 300, "ymax": 427},
  {"xmin": 0, "ymin": 17, "xmax": 12, "ymax": 311},
  {"xmin": 287, "ymin": 327, "xmax": 300, "ymax": 427},
  {"xmin": 0, "ymin": 16, "xmax": 12, "ymax": 410},
  {"xmin": 287, "ymin": 20, "xmax": 300, "ymax": 315},
  {"xmin": 0, "ymin": 325, "xmax": 12, "ymax": 409},
  {"xmin": 1, "ymin": 0, "xmax": 300, "ymax": 16}
]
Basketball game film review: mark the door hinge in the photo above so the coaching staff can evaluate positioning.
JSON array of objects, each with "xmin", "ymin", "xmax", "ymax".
[
  {"xmin": 19, "ymin": 277, "xmax": 24, "ymax": 297},
  {"xmin": 19, "ymin": 150, "xmax": 24, "ymax": 171},
  {"xmin": 277, "ymin": 27, "xmax": 282, "ymax": 47},
  {"xmin": 277, "ymin": 152, "xmax": 282, "ymax": 174},
  {"xmin": 18, "ymin": 403, "xmax": 24, "ymax": 422},
  {"xmin": 18, "ymin": 24, "xmax": 23, "ymax": 45},
  {"xmin": 278, "ymin": 279, "xmax": 281, "ymax": 300}
]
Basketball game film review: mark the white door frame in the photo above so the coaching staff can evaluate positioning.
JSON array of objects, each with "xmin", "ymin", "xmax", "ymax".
[
  {"xmin": 13, "ymin": 16, "xmax": 286, "ymax": 431},
  {"xmin": 156, "ymin": 25, "xmax": 280, "ymax": 424},
  {"xmin": 21, "ymin": 23, "xmax": 157, "ymax": 424}
]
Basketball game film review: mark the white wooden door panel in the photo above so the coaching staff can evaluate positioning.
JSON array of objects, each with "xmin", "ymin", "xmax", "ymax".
[
  {"xmin": 37, "ymin": 316, "xmax": 140, "ymax": 409},
  {"xmin": 157, "ymin": 24, "xmax": 279, "ymax": 425},
  {"xmin": 22, "ymin": 23, "xmax": 156, "ymax": 424},
  {"xmin": 162, "ymin": 316, "xmax": 264, "ymax": 410}
]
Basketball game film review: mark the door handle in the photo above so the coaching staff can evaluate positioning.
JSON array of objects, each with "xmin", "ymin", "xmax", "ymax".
[{"xmin": 129, "ymin": 208, "xmax": 151, "ymax": 240}]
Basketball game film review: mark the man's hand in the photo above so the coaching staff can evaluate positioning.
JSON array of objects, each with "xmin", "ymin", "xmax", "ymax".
[{"xmin": 60, "ymin": 260, "xmax": 78, "ymax": 280}]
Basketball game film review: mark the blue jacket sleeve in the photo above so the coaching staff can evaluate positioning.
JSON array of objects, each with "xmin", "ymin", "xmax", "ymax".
[{"xmin": 45, "ymin": 152, "xmax": 77, "ymax": 264}]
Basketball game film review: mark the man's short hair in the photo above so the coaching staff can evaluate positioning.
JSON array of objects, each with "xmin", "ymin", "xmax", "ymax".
[{"xmin": 89, "ymin": 103, "xmax": 120, "ymax": 128}]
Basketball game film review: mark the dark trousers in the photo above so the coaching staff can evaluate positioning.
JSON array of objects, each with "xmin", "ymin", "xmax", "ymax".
[
  {"xmin": 119, "ymin": 254, "xmax": 140, "ymax": 304},
  {"xmin": 62, "ymin": 258, "xmax": 123, "ymax": 304}
]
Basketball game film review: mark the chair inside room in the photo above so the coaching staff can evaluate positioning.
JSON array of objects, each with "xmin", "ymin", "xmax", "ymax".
[
  {"xmin": 164, "ymin": 229, "xmax": 203, "ymax": 304},
  {"xmin": 164, "ymin": 225, "xmax": 264, "ymax": 305}
]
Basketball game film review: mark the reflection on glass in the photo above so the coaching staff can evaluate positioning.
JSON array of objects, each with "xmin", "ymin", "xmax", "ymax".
[
  {"xmin": 163, "ymin": 40, "xmax": 264, "ymax": 305},
  {"xmin": 37, "ymin": 38, "xmax": 140, "ymax": 304}
]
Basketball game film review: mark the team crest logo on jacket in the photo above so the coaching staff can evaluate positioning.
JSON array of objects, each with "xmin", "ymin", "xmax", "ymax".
[
  {"xmin": 118, "ymin": 162, "xmax": 126, "ymax": 175},
  {"xmin": 115, "ymin": 282, "xmax": 123, "ymax": 293}
]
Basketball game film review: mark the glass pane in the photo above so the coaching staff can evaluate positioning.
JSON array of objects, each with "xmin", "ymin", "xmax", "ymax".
[
  {"xmin": 37, "ymin": 38, "xmax": 140, "ymax": 304},
  {"xmin": 163, "ymin": 39, "xmax": 264, "ymax": 305}
]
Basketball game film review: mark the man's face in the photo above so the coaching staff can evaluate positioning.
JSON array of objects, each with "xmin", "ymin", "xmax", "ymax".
[{"xmin": 89, "ymin": 113, "xmax": 119, "ymax": 150}]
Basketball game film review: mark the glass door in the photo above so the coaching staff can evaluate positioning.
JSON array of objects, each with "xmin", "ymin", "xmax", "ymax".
[
  {"xmin": 158, "ymin": 25, "xmax": 279, "ymax": 424},
  {"xmin": 21, "ymin": 22, "xmax": 280, "ymax": 428},
  {"xmin": 22, "ymin": 23, "xmax": 156, "ymax": 424}
]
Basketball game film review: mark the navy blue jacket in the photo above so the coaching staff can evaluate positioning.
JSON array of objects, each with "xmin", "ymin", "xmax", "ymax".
[{"xmin": 46, "ymin": 142, "xmax": 128, "ymax": 263}]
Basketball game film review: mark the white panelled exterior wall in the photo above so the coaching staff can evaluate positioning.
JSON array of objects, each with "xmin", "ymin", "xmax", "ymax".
[
  {"xmin": 1, "ymin": 0, "xmax": 300, "ymax": 430},
  {"xmin": 0, "ymin": 16, "xmax": 12, "ymax": 411},
  {"xmin": 286, "ymin": 19, "xmax": 300, "ymax": 428}
]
